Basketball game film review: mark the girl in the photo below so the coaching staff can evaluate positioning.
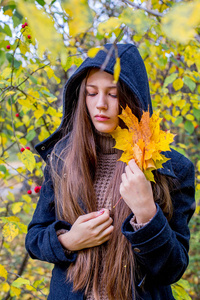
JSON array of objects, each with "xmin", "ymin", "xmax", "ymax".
[{"xmin": 25, "ymin": 44, "xmax": 195, "ymax": 300}]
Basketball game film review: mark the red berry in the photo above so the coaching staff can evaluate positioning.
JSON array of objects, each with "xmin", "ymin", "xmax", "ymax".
[
  {"xmin": 22, "ymin": 24, "xmax": 25, "ymax": 28},
  {"xmin": 24, "ymin": 22, "xmax": 28, "ymax": 26},
  {"xmin": 27, "ymin": 190, "xmax": 32, "ymax": 194},
  {"xmin": 195, "ymin": 124, "xmax": 199, "ymax": 129},
  {"xmin": 34, "ymin": 186, "xmax": 40, "ymax": 193},
  {"xmin": 15, "ymin": 113, "xmax": 19, "ymax": 117},
  {"xmin": 26, "ymin": 146, "xmax": 30, "ymax": 150},
  {"xmin": 20, "ymin": 147, "xmax": 25, "ymax": 152},
  {"xmin": 27, "ymin": 35, "xmax": 31, "ymax": 39},
  {"xmin": 6, "ymin": 45, "xmax": 10, "ymax": 49}
]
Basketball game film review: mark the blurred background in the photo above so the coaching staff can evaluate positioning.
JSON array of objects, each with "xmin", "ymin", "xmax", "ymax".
[{"xmin": 0, "ymin": 0, "xmax": 199, "ymax": 299}]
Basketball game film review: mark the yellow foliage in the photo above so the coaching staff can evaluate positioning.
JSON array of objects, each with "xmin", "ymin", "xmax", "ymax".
[
  {"xmin": 0, "ymin": 135, "xmax": 7, "ymax": 145},
  {"xmin": 173, "ymin": 78, "xmax": 184, "ymax": 91},
  {"xmin": 10, "ymin": 286, "xmax": 21, "ymax": 297},
  {"xmin": 0, "ymin": 264, "xmax": 8, "ymax": 280},
  {"xmin": 2, "ymin": 223, "xmax": 19, "ymax": 242},
  {"xmin": 20, "ymin": 149, "xmax": 36, "ymax": 173},
  {"xmin": 34, "ymin": 108, "xmax": 45, "ymax": 120},
  {"xmin": 62, "ymin": 0, "xmax": 94, "ymax": 37},
  {"xmin": 120, "ymin": 8, "xmax": 154, "ymax": 34},
  {"xmin": 111, "ymin": 106, "xmax": 174, "ymax": 181},
  {"xmin": 38, "ymin": 126, "xmax": 50, "ymax": 142},
  {"xmin": 162, "ymin": 2, "xmax": 200, "ymax": 43},
  {"xmin": 18, "ymin": 1, "xmax": 63, "ymax": 59},
  {"xmin": 185, "ymin": 114, "xmax": 195, "ymax": 121},
  {"xmin": 5, "ymin": 91, "xmax": 15, "ymax": 97},
  {"xmin": 1, "ymin": 282, "xmax": 10, "ymax": 292},
  {"xmin": 98, "ymin": 17, "xmax": 121, "ymax": 37},
  {"xmin": 11, "ymin": 202, "xmax": 24, "ymax": 215},
  {"xmin": 1, "ymin": 68, "xmax": 11, "ymax": 79},
  {"xmin": 18, "ymin": 98, "xmax": 34, "ymax": 108},
  {"xmin": 88, "ymin": 47, "xmax": 104, "ymax": 58},
  {"xmin": 113, "ymin": 58, "xmax": 121, "ymax": 83}
]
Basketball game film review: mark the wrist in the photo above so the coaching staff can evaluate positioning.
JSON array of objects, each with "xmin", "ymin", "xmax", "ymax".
[
  {"xmin": 57, "ymin": 229, "xmax": 75, "ymax": 253},
  {"xmin": 133, "ymin": 203, "xmax": 157, "ymax": 224}
]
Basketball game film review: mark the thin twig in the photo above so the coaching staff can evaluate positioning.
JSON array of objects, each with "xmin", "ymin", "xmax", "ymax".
[
  {"xmin": 10, "ymin": 97, "xmax": 20, "ymax": 152},
  {"xmin": 0, "ymin": 158, "xmax": 30, "ymax": 181},
  {"xmin": 113, "ymin": 196, "xmax": 123, "ymax": 209},
  {"xmin": 16, "ymin": 63, "xmax": 50, "ymax": 89},
  {"xmin": 122, "ymin": 0, "xmax": 163, "ymax": 17},
  {"xmin": 101, "ymin": 26, "xmax": 126, "ymax": 71}
]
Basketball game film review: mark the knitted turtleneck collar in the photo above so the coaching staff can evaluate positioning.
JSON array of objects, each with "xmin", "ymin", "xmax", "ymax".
[{"xmin": 94, "ymin": 129, "xmax": 118, "ymax": 155}]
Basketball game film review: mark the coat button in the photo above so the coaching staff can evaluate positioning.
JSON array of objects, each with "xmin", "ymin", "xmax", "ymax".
[
  {"xmin": 41, "ymin": 146, "xmax": 45, "ymax": 150},
  {"xmin": 47, "ymin": 154, "xmax": 50, "ymax": 158},
  {"xmin": 133, "ymin": 248, "xmax": 141, "ymax": 253}
]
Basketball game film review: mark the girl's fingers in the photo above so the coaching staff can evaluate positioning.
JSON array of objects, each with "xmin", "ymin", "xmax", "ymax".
[
  {"xmin": 77, "ymin": 209, "xmax": 109, "ymax": 224},
  {"xmin": 96, "ymin": 217, "xmax": 113, "ymax": 233},
  {"xmin": 128, "ymin": 159, "xmax": 143, "ymax": 176},
  {"xmin": 89, "ymin": 209, "xmax": 110, "ymax": 227}
]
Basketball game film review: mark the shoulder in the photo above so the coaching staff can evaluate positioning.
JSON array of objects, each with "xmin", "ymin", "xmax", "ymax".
[
  {"xmin": 51, "ymin": 133, "xmax": 71, "ymax": 161},
  {"xmin": 165, "ymin": 148, "xmax": 195, "ymax": 188}
]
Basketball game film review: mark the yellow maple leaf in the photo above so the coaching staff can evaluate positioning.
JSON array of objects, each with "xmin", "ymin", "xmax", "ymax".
[{"xmin": 111, "ymin": 106, "xmax": 175, "ymax": 182}]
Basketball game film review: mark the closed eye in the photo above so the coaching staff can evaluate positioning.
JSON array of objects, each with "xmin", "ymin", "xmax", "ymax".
[
  {"xmin": 109, "ymin": 94, "xmax": 117, "ymax": 98},
  {"xmin": 87, "ymin": 93, "xmax": 97, "ymax": 97}
]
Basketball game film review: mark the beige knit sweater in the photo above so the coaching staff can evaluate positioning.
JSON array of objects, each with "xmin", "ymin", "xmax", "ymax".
[{"xmin": 86, "ymin": 132, "xmax": 117, "ymax": 300}]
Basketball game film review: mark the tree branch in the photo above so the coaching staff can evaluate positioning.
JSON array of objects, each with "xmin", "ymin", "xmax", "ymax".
[{"xmin": 122, "ymin": 0, "xmax": 163, "ymax": 17}]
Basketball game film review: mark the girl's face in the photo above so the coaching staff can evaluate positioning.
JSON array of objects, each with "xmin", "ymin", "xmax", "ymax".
[{"xmin": 86, "ymin": 69, "xmax": 119, "ymax": 133}]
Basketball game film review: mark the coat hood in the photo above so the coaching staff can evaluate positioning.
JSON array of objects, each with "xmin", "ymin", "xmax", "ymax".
[
  {"xmin": 36, "ymin": 44, "xmax": 153, "ymax": 159},
  {"xmin": 35, "ymin": 43, "xmax": 177, "ymax": 178}
]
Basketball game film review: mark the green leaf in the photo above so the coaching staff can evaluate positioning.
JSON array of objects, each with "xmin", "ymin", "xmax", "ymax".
[
  {"xmin": 28, "ymin": 74, "xmax": 37, "ymax": 84},
  {"xmin": 164, "ymin": 73, "xmax": 178, "ymax": 87},
  {"xmin": 183, "ymin": 76, "xmax": 196, "ymax": 92},
  {"xmin": 42, "ymin": 90, "xmax": 56, "ymax": 98},
  {"xmin": 0, "ymin": 50, "xmax": 6, "ymax": 67},
  {"xmin": 36, "ymin": 0, "xmax": 46, "ymax": 6},
  {"xmin": 26, "ymin": 130, "xmax": 36, "ymax": 142},
  {"xmin": 0, "ymin": 165, "xmax": 7, "ymax": 174},
  {"xmin": 12, "ymin": 278, "xmax": 30, "ymax": 288},
  {"xmin": 4, "ymin": 24, "xmax": 12, "ymax": 37},
  {"xmin": 12, "ymin": 15, "xmax": 22, "ymax": 28},
  {"xmin": 193, "ymin": 108, "xmax": 200, "ymax": 121},
  {"xmin": 20, "ymin": 149, "xmax": 36, "ymax": 172},
  {"xmin": 184, "ymin": 120, "xmax": 194, "ymax": 134},
  {"xmin": 174, "ymin": 116, "xmax": 183, "ymax": 126}
]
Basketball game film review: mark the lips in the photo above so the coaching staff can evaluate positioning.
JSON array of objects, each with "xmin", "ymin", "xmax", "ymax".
[{"xmin": 95, "ymin": 114, "xmax": 110, "ymax": 121}]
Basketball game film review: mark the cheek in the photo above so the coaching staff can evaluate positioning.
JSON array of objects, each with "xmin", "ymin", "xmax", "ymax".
[{"xmin": 86, "ymin": 99, "xmax": 92, "ymax": 115}]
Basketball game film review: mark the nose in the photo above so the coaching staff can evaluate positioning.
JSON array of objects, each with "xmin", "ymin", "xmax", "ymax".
[{"xmin": 96, "ymin": 92, "xmax": 108, "ymax": 110}]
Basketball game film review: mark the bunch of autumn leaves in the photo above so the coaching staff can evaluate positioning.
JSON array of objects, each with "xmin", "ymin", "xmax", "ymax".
[{"xmin": 111, "ymin": 106, "xmax": 175, "ymax": 182}]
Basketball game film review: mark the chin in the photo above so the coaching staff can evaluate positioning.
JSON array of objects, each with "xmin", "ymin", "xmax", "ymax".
[{"xmin": 95, "ymin": 126, "xmax": 115, "ymax": 134}]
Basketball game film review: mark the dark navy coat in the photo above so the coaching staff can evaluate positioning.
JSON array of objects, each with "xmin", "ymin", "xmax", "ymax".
[{"xmin": 25, "ymin": 44, "xmax": 195, "ymax": 299}]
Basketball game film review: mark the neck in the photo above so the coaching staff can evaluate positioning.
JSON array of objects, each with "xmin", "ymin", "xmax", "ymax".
[{"xmin": 94, "ymin": 129, "xmax": 117, "ymax": 154}]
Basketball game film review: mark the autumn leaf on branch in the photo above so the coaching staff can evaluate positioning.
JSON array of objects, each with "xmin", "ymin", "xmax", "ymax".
[{"xmin": 111, "ymin": 106, "xmax": 175, "ymax": 182}]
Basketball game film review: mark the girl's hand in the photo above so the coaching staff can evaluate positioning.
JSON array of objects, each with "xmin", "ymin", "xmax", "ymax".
[
  {"xmin": 58, "ymin": 209, "xmax": 114, "ymax": 251},
  {"xmin": 120, "ymin": 159, "xmax": 157, "ymax": 224}
]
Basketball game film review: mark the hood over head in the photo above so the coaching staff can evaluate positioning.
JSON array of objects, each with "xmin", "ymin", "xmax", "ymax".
[
  {"xmin": 35, "ymin": 43, "xmax": 177, "ymax": 178},
  {"xmin": 63, "ymin": 43, "xmax": 153, "ymax": 125},
  {"xmin": 36, "ymin": 43, "xmax": 154, "ymax": 160}
]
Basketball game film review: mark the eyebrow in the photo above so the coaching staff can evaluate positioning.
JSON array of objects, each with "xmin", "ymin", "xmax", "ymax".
[{"xmin": 86, "ymin": 84, "xmax": 117, "ymax": 88}]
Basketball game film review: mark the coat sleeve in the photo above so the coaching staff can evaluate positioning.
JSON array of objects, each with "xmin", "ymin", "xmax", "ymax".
[
  {"xmin": 121, "ymin": 157, "xmax": 195, "ymax": 286},
  {"xmin": 25, "ymin": 164, "xmax": 77, "ymax": 264}
]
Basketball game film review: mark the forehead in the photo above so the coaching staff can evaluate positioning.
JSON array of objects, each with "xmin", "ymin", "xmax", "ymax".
[{"xmin": 86, "ymin": 68, "xmax": 115, "ymax": 85}]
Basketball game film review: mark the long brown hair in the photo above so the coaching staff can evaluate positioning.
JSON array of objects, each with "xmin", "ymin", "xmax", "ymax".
[{"xmin": 50, "ymin": 71, "xmax": 173, "ymax": 299}]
